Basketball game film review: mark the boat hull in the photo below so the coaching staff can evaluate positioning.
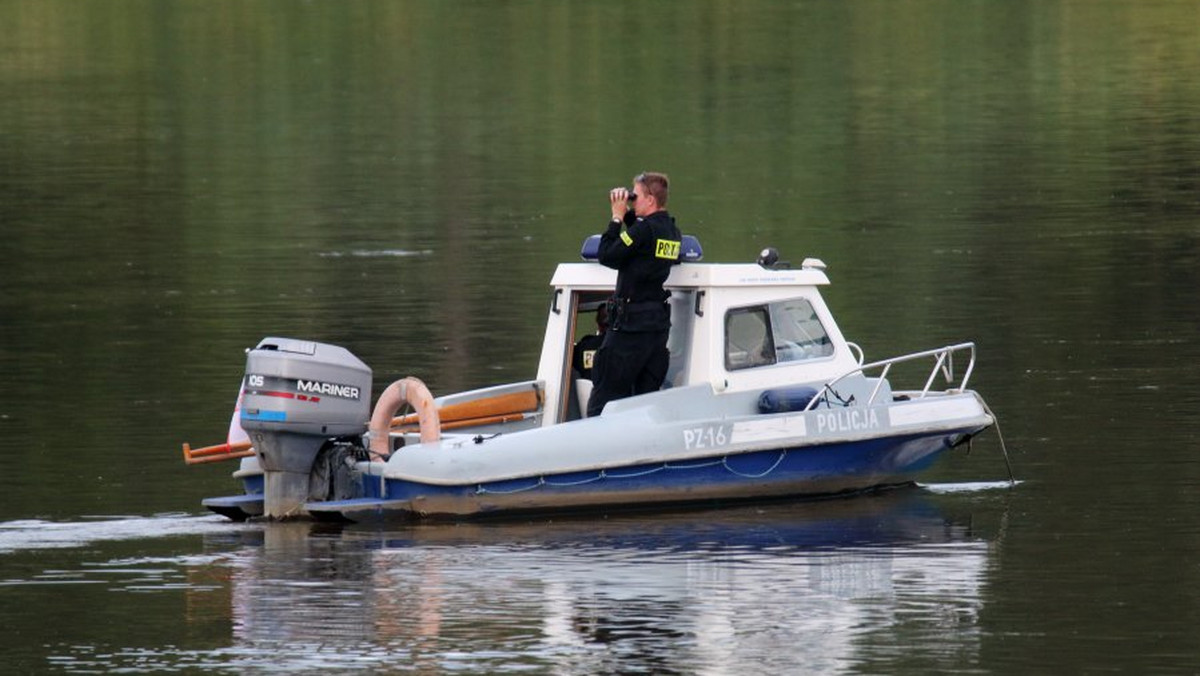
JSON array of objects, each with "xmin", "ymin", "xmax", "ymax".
[
  {"xmin": 306, "ymin": 423, "xmax": 985, "ymax": 522},
  {"xmin": 203, "ymin": 385, "xmax": 995, "ymax": 523}
]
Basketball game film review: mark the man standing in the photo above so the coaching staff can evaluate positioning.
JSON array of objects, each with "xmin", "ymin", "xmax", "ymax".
[{"xmin": 586, "ymin": 172, "xmax": 682, "ymax": 417}]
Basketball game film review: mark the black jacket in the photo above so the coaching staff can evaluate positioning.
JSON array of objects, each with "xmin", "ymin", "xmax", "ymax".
[
  {"xmin": 572, "ymin": 332, "xmax": 604, "ymax": 379},
  {"xmin": 598, "ymin": 210, "xmax": 682, "ymax": 331}
]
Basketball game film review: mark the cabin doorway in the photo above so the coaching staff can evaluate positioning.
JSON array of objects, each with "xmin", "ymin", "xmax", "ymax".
[
  {"xmin": 558, "ymin": 289, "xmax": 696, "ymax": 423},
  {"xmin": 559, "ymin": 290, "xmax": 612, "ymax": 422}
]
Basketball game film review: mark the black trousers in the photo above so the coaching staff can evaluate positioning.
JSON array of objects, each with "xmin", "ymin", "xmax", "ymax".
[{"xmin": 586, "ymin": 329, "xmax": 669, "ymax": 417}]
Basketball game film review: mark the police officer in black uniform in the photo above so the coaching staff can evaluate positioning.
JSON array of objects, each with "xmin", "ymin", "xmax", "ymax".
[
  {"xmin": 587, "ymin": 172, "xmax": 682, "ymax": 417},
  {"xmin": 572, "ymin": 302, "xmax": 608, "ymax": 380}
]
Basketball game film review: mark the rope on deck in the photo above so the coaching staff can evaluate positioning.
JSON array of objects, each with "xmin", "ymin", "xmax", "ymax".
[{"xmin": 474, "ymin": 451, "xmax": 789, "ymax": 495}]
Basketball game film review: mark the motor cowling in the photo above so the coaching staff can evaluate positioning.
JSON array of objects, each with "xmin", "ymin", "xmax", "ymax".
[{"xmin": 239, "ymin": 337, "xmax": 372, "ymax": 517}]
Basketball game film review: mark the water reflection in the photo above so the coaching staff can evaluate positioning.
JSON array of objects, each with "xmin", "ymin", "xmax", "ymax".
[{"xmin": 196, "ymin": 490, "xmax": 999, "ymax": 674}]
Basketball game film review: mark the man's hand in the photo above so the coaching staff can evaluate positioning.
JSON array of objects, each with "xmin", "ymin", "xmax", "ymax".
[{"xmin": 610, "ymin": 188, "xmax": 630, "ymax": 221}]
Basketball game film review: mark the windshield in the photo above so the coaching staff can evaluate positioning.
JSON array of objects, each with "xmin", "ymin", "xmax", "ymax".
[{"xmin": 725, "ymin": 297, "xmax": 833, "ymax": 371}]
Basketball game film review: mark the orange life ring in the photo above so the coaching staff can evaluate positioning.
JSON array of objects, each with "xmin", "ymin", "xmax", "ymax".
[{"xmin": 369, "ymin": 377, "xmax": 440, "ymax": 457}]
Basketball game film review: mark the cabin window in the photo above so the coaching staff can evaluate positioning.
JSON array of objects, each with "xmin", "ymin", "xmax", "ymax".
[
  {"xmin": 725, "ymin": 306, "xmax": 775, "ymax": 370},
  {"xmin": 769, "ymin": 298, "xmax": 834, "ymax": 363},
  {"xmin": 725, "ymin": 298, "xmax": 833, "ymax": 371}
]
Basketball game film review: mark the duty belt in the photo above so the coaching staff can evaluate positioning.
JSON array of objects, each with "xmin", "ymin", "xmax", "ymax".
[{"xmin": 607, "ymin": 297, "xmax": 669, "ymax": 332}]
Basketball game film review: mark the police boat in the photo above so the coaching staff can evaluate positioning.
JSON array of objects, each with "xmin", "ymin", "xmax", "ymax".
[{"xmin": 185, "ymin": 238, "xmax": 1010, "ymax": 522}]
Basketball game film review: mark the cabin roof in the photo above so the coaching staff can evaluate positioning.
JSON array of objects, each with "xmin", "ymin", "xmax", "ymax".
[{"xmin": 550, "ymin": 262, "xmax": 831, "ymax": 289}]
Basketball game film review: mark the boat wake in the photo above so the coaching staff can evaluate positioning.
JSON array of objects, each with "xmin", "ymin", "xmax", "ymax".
[
  {"xmin": 919, "ymin": 480, "xmax": 1021, "ymax": 494},
  {"xmin": 0, "ymin": 513, "xmax": 249, "ymax": 555}
]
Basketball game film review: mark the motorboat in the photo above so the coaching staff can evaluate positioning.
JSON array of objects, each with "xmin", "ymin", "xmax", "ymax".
[{"xmin": 185, "ymin": 238, "xmax": 1008, "ymax": 522}]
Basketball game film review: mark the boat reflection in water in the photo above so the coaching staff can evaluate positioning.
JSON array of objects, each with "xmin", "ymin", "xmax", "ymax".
[{"xmin": 203, "ymin": 487, "xmax": 1003, "ymax": 673}]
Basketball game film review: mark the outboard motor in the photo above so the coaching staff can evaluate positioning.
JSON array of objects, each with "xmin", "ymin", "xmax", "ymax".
[{"xmin": 239, "ymin": 337, "xmax": 372, "ymax": 518}]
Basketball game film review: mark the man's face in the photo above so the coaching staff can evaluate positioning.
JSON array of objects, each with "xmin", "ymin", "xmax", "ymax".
[{"xmin": 632, "ymin": 183, "xmax": 655, "ymax": 217}]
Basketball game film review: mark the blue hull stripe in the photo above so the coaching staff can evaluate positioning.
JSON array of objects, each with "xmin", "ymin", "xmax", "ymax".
[{"xmin": 360, "ymin": 429, "xmax": 974, "ymax": 509}]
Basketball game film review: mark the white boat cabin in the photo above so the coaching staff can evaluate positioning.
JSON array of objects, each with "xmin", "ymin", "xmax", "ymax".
[{"xmin": 536, "ymin": 246, "xmax": 863, "ymax": 426}]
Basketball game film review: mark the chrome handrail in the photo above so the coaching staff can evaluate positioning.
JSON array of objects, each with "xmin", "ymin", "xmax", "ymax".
[
  {"xmin": 803, "ymin": 342, "xmax": 978, "ymax": 410},
  {"xmin": 846, "ymin": 341, "xmax": 865, "ymax": 366}
]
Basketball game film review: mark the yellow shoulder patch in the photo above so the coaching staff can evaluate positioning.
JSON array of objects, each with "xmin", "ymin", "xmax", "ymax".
[
  {"xmin": 620, "ymin": 231, "xmax": 633, "ymax": 246},
  {"xmin": 655, "ymin": 238, "xmax": 681, "ymax": 260}
]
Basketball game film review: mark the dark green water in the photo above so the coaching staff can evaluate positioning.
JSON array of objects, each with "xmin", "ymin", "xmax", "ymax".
[{"xmin": 2, "ymin": 0, "xmax": 1198, "ymax": 673}]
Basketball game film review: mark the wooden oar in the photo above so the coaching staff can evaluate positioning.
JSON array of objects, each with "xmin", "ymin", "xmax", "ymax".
[
  {"xmin": 393, "ymin": 412, "xmax": 529, "ymax": 433},
  {"xmin": 390, "ymin": 389, "xmax": 541, "ymax": 428}
]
